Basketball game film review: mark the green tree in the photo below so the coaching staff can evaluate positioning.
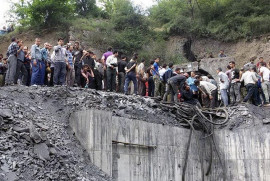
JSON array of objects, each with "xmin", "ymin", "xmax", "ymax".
[
  {"xmin": 75, "ymin": 0, "xmax": 99, "ymax": 17},
  {"xmin": 13, "ymin": 0, "xmax": 75, "ymax": 28}
]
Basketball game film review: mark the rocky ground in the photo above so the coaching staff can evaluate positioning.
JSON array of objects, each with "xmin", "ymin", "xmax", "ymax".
[{"xmin": 0, "ymin": 86, "xmax": 269, "ymax": 181}]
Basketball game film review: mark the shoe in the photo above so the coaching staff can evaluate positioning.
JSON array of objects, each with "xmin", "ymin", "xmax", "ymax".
[
  {"xmin": 107, "ymin": 89, "xmax": 110, "ymax": 92},
  {"xmin": 263, "ymin": 103, "xmax": 270, "ymax": 107}
]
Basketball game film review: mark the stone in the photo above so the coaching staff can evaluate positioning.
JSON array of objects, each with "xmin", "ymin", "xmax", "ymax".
[
  {"xmin": 33, "ymin": 143, "xmax": 50, "ymax": 161},
  {"xmin": 36, "ymin": 123, "xmax": 49, "ymax": 130},
  {"xmin": 0, "ymin": 109, "xmax": 13, "ymax": 118},
  {"xmin": 29, "ymin": 124, "xmax": 42, "ymax": 144},
  {"xmin": 13, "ymin": 126, "xmax": 29, "ymax": 133}
]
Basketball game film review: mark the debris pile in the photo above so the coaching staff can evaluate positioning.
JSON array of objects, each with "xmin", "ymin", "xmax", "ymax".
[{"xmin": 0, "ymin": 86, "xmax": 269, "ymax": 181}]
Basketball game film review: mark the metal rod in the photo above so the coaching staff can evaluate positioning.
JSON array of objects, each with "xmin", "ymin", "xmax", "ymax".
[{"xmin": 112, "ymin": 140, "xmax": 157, "ymax": 149}]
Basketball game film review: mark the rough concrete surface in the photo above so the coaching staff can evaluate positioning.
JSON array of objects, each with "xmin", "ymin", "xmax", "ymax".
[{"xmin": 1, "ymin": 86, "xmax": 270, "ymax": 181}]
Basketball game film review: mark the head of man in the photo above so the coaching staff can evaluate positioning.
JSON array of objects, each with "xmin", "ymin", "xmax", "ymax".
[
  {"xmin": 183, "ymin": 72, "xmax": 189, "ymax": 78},
  {"xmin": 229, "ymin": 61, "xmax": 235, "ymax": 69},
  {"xmin": 23, "ymin": 46, "xmax": 28, "ymax": 54},
  {"xmin": 58, "ymin": 38, "xmax": 64, "ymax": 46},
  {"xmin": 195, "ymin": 75, "xmax": 202, "ymax": 81},
  {"xmin": 220, "ymin": 50, "xmax": 225, "ymax": 55},
  {"xmin": 185, "ymin": 85, "xmax": 190, "ymax": 91},
  {"xmin": 113, "ymin": 50, "xmax": 118, "ymax": 57},
  {"xmin": 155, "ymin": 57, "xmax": 160, "ymax": 63},
  {"xmin": 74, "ymin": 41, "xmax": 80, "ymax": 49},
  {"xmin": 121, "ymin": 56, "xmax": 127, "ymax": 61},
  {"xmin": 216, "ymin": 67, "xmax": 222, "ymax": 74},
  {"xmin": 194, "ymin": 79, "xmax": 200, "ymax": 86},
  {"xmin": 168, "ymin": 62, "xmax": 173, "ymax": 69},
  {"xmin": 141, "ymin": 59, "xmax": 146, "ymax": 64},
  {"xmin": 162, "ymin": 64, "xmax": 167, "ymax": 69},
  {"xmin": 227, "ymin": 65, "xmax": 231, "ymax": 70},
  {"xmin": 35, "ymin": 38, "xmax": 41, "ymax": 46},
  {"xmin": 190, "ymin": 71, "xmax": 196, "ymax": 77},
  {"xmin": 132, "ymin": 53, "xmax": 139, "ymax": 60},
  {"xmin": 44, "ymin": 42, "xmax": 50, "ymax": 49},
  {"xmin": 260, "ymin": 62, "xmax": 266, "ymax": 68},
  {"xmin": 87, "ymin": 50, "xmax": 93, "ymax": 57},
  {"xmin": 48, "ymin": 44, "xmax": 53, "ymax": 50},
  {"xmin": 11, "ymin": 37, "xmax": 18, "ymax": 43},
  {"xmin": 175, "ymin": 68, "xmax": 181, "ymax": 74},
  {"xmin": 108, "ymin": 47, "xmax": 113, "ymax": 52},
  {"xmin": 259, "ymin": 57, "xmax": 264, "ymax": 62},
  {"xmin": 18, "ymin": 40, "xmax": 23, "ymax": 47}
]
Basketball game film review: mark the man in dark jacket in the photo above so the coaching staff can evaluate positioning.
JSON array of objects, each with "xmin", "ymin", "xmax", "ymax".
[{"xmin": 163, "ymin": 73, "xmax": 189, "ymax": 103}]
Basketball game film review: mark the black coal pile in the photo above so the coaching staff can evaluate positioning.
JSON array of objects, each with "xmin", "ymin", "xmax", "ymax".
[
  {"xmin": 0, "ymin": 86, "xmax": 269, "ymax": 181},
  {"xmin": 0, "ymin": 86, "xmax": 113, "ymax": 181}
]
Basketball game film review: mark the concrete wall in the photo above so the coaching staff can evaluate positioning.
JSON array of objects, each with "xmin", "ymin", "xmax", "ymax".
[{"xmin": 70, "ymin": 109, "xmax": 270, "ymax": 181}]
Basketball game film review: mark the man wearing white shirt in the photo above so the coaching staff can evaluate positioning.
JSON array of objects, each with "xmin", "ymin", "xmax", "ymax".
[
  {"xmin": 259, "ymin": 62, "xmax": 270, "ymax": 105},
  {"xmin": 217, "ymin": 68, "xmax": 229, "ymax": 107},
  {"xmin": 240, "ymin": 68, "xmax": 258, "ymax": 103},
  {"xmin": 106, "ymin": 51, "xmax": 118, "ymax": 92},
  {"xmin": 195, "ymin": 78, "xmax": 217, "ymax": 109}
]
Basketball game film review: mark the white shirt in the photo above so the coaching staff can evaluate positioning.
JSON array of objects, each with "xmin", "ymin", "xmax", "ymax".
[
  {"xmin": 202, "ymin": 76, "xmax": 210, "ymax": 82},
  {"xmin": 240, "ymin": 71, "xmax": 258, "ymax": 85},
  {"xmin": 259, "ymin": 66, "xmax": 270, "ymax": 82},
  {"xmin": 159, "ymin": 68, "xmax": 166, "ymax": 78},
  {"xmin": 199, "ymin": 81, "xmax": 217, "ymax": 95},
  {"xmin": 106, "ymin": 55, "xmax": 117, "ymax": 67},
  {"xmin": 218, "ymin": 72, "xmax": 229, "ymax": 90}
]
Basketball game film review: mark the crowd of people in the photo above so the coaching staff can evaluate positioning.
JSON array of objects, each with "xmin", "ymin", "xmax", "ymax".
[{"xmin": 1, "ymin": 37, "xmax": 270, "ymax": 108}]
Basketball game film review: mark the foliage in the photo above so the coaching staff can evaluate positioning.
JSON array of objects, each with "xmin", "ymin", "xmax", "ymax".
[
  {"xmin": 150, "ymin": 0, "xmax": 270, "ymax": 41},
  {"xmin": 75, "ymin": 0, "xmax": 99, "ymax": 17}
]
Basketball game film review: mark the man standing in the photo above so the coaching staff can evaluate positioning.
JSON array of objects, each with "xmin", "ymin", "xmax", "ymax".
[
  {"xmin": 218, "ymin": 50, "xmax": 227, "ymax": 58},
  {"xmin": 229, "ymin": 61, "xmax": 241, "ymax": 105},
  {"xmin": 23, "ymin": 46, "xmax": 31, "ymax": 86},
  {"xmin": 106, "ymin": 50, "xmax": 118, "ymax": 92},
  {"xmin": 31, "ymin": 38, "xmax": 42, "ymax": 85},
  {"xmin": 257, "ymin": 57, "xmax": 265, "ymax": 68},
  {"xmin": 163, "ymin": 72, "xmax": 188, "ymax": 103},
  {"xmin": 66, "ymin": 45, "xmax": 74, "ymax": 87},
  {"xmin": 240, "ymin": 67, "xmax": 258, "ymax": 104},
  {"xmin": 41, "ymin": 42, "xmax": 50, "ymax": 85},
  {"xmin": 0, "ymin": 57, "xmax": 8, "ymax": 86},
  {"xmin": 259, "ymin": 62, "xmax": 270, "ymax": 106},
  {"xmin": 137, "ymin": 59, "xmax": 146, "ymax": 96},
  {"xmin": 217, "ymin": 68, "xmax": 229, "ymax": 107},
  {"xmin": 117, "ymin": 55, "xmax": 127, "ymax": 93},
  {"xmin": 53, "ymin": 38, "xmax": 68, "ymax": 85},
  {"xmin": 73, "ymin": 41, "xmax": 83, "ymax": 87},
  {"xmin": 124, "ymin": 54, "xmax": 138, "ymax": 95},
  {"xmin": 102, "ymin": 47, "xmax": 113, "ymax": 90},
  {"xmin": 15, "ymin": 40, "xmax": 28, "ymax": 85},
  {"xmin": 5, "ymin": 37, "xmax": 19, "ymax": 85},
  {"xmin": 152, "ymin": 57, "xmax": 161, "ymax": 97}
]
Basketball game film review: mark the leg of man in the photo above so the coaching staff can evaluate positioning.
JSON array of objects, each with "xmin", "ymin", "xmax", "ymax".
[
  {"xmin": 131, "ymin": 74, "xmax": 138, "ymax": 94},
  {"xmin": 53, "ymin": 62, "xmax": 60, "ymax": 85},
  {"xmin": 230, "ymin": 83, "xmax": 236, "ymax": 104},
  {"xmin": 111, "ymin": 69, "xmax": 116, "ymax": 91},
  {"xmin": 39, "ymin": 61, "xmax": 46, "ymax": 85},
  {"xmin": 262, "ymin": 82, "xmax": 269, "ymax": 103},
  {"xmin": 49, "ymin": 67, "xmax": 54, "ymax": 86},
  {"xmin": 14, "ymin": 60, "xmax": 22, "ymax": 84},
  {"xmin": 243, "ymin": 84, "xmax": 255, "ymax": 102},
  {"xmin": 124, "ymin": 74, "xmax": 131, "ymax": 94},
  {"xmin": 59, "ymin": 62, "xmax": 67, "ymax": 85},
  {"xmin": 266, "ymin": 81, "xmax": 270, "ymax": 103},
  {"xmin": 66, "ymin": 68, "xmax": 71, "ymax": 86},
  {"xmin": 5, "ymin": 55, "xmax": 17, "ymax": 84},
  {"xmin": 153, "ymin": 75, "xmax": 161, "ymax": 97},
  {"xmin": 235, "ymin": 83, "xmax": 241, "ymax": 103},
  {"xmin": 171, "ymin": 83, "xmax": 179, "ymax": 103},
  {"xmin": 210, "ymin": 90, "xmax": 217, "ymax": 109},
  {"xmin": 220, "ymin": 89, "xmax": 229, "ymax": 107},
  {"xmin": 107, "ymin": 68, "xmax": 112, "ymax": 91},
  {"xmin": 21, "ymin": 62, "xmax": 28, "ymax": 85},
  {"xmin": 31, "ymin": 61, "xmax": 40, "ymax": 85}
]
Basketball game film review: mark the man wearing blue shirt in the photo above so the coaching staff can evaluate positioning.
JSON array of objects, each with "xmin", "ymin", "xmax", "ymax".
[
  {"xmin": 152, "ymin": 57, "xmax": 161, "ymax": 97},
  {"xmin": 31, "ymin": 38, "xmax": 42, "ymax": 85},
  {"xmin": 15, "ymin": 40, "xmax": 28, "ymax": 85}
]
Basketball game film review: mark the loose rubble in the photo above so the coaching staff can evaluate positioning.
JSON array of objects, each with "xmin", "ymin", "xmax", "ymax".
[{"xmin": 0, "ymin": 86, "xmax": 269, "ymax": 181}]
